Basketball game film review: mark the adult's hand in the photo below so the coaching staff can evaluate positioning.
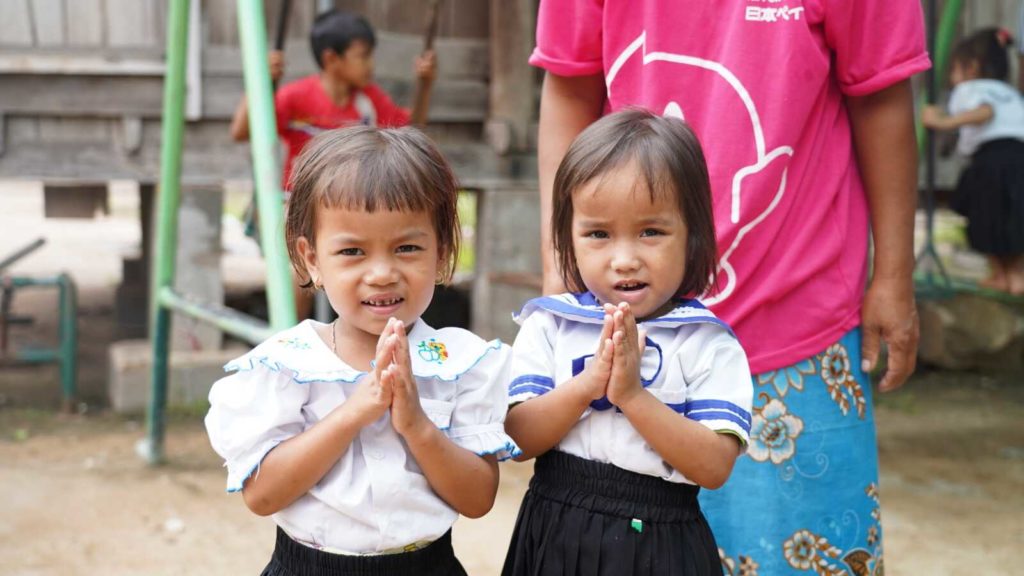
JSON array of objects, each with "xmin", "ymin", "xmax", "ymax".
[
  {"xmin": 847, "ymin": 79, "xmax": 920, "ymax": 392},
  {"xmin": 861, "ymin": 276, "xmax": 919, "ymax": 391}
]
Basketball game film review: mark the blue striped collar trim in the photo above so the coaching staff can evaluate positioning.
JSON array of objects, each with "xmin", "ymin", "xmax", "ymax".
[{"xmin": 515, "ymin": 292, "xmax": 734, "ymax": 335}]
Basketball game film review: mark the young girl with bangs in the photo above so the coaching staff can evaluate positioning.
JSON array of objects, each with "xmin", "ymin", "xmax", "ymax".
[
  {"xmin": 502, "ymin": 109, "xmax": 753, "ymax": 576},
  {"xmin": 922, "ymin": 28, "xmax": 1024, "ymax": 294},
  {"xmin": 205, "ymin": 125, "xmax": 519, "ymax": 575}
]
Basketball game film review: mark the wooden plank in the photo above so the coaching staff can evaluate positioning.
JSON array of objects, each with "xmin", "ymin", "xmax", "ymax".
[
  {"xmin": 0, "ymin": 54, "xmax": 164, "ymax": 75},
  {"xmin": 200, "ymin": 74, "xmax": 487, "ymax": 122},
  {"xmin": 0, "ymin": 0, "xmax": 35, "ymax": 46},
  {"xmin": 106, "ymin": 0, "xmax": 152, "ymax": 47},
  {"xmin": 442, "ymin": 0, "xmax": 489, "ymax": 39},
  {"xmin": 205, "ymin": 0, "xmax": 238, "ymax": 46},
  {"xmin": 203, "ymin": 33, "xmax": 487, "ymax": 80},
  {"xmin": 31, "ymin": 0, "xmax": 65, "ymax": 46},
  {"xmin": 37, "ymin": 117, "xmax": 112, "ymax": 142},
  {"xmin": 375, "ymin": 31, "xmax": 488, "ymax": 80},
  {"xmin": 6, "ymin": 116, "xmax": 40, "ymax": 142},
  {"xmin": 66, "ymin": 0, "xmax": 104, "ymax": 46},
  {"xmin": 487, "ymin": 0, "xmax": 535, "ymax": 153},
  {"xmin": 0, "ymin": 75, "xmax": 164, "ymax": 116}
]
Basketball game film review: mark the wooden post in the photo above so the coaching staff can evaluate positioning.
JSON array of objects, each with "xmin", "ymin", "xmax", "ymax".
[{"xmin": 486, "ymin": 0, "xmax": 534, "ymax": 155}]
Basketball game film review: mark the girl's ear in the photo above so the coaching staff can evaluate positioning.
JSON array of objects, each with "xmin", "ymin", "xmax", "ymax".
[
  {"xmin": 436, "ymin": 253, "xmax": 449, "ymax": 285},
  {"xmin": 296, "ymin": 236, "xmax": 320, "ymax": 284}
]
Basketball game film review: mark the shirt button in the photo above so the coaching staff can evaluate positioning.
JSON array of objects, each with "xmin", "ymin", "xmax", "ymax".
[{"xmin": 369, "ymin": 451, "xmax": 385, "ymax": 460}]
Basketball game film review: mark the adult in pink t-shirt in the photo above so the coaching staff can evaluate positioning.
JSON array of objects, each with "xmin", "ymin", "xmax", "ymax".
[{"xmin": 518, "ymin": 0, "xmax": 927, "ymax": 573}]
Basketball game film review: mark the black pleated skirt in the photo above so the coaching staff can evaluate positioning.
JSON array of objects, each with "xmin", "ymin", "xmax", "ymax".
[
  {"xmin": 953, "ymin": 138, "xmax": 1024, "ymax": 255},
  {"xmin": 260, "ymin": 527, "xmax": 467, "ymax": 576},
  {"xmin": 502, "ymin": 451, "xmax": 722, "ymax": 576}
]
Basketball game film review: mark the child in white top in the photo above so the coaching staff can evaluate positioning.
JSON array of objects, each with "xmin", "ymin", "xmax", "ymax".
[
  {"xmin": 205, "ymin": 125, "xmax": 519, "ymax": 575},
  {"xmin": 922, "ymin": 28, "xmax": 1024, "ymax": 294},
  {"xmin": 502, "ymin": 109, "xmax": 753, "ymax": 576}
]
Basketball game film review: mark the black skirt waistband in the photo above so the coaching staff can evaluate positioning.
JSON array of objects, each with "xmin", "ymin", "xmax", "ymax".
[
  {"xmin": 266, "ymin": 527, "xmax": 464, "ymax": 576},
  {"xmin": 530, "ymin": 450, "xmax": 702, "ymax": 523}
]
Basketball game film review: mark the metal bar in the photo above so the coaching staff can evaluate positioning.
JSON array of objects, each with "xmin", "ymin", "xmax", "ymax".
[
  {"xmin": 159, "ymin": 287, "xmax": 274, "ymax": 345},
  {"xmin": 913, "ymin": 0, "xmax": 953, "ymax": 289},
  {"xmin": 238, "ymin": 0, "xmax": 297, "ymax": 331},
  {"xmin": 145, "ymin": 0, "xmax": 192, "ymax": 466},
  {"xmin": 0, "ymin": 238, "xmax": 46, "ymax": 273},
  {"xmin": 0, "ymin": 274, "xmax": 77, "ymax": 409},
  {"xmin": 915, "ymin": 0, "xmax": 964, "ymax": 155},
  {"xmin": 58, "ymin": 273, "xmax": 77, "ymax": 412}
]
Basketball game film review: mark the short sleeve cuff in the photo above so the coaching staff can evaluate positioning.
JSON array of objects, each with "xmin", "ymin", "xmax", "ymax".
[
  {"xmin": 447, "ymin": 423, "xmax": 522, "ymax": 461},
  {"xmin": 508, "ymin": 374, "xmax": 555, "ymax": 405},
  {"xmin": 224, "ymin": 440, "xmax": 283, "ymax": 493},
  {"xmin": 840, "ymin": 53, "xmax": 932, "ymax": 97},
  {"xmin": 529, "ymin": 47, "xmax": 604, "ymax": 77}
]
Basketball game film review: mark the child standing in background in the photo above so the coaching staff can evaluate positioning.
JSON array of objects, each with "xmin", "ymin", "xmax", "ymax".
[
  {"xmin": 923, "ymin": 28, "xmax": 1024, "ymax": 294},
  {"xmin": 231, "ymin": 9, "xmax": 437, "ymax": 319},
  {"xmin": 503, "ymin": 110, "xmax": 752, "ymax": 576},
  {"xmin": 206, "ymin": 125, "xmax": 518, "ymax": 575}
]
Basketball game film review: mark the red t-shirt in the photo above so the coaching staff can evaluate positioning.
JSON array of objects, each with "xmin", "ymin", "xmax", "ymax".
[{"xmin": 275, "ymin": 75, "xmax": 411, "ymax": 187}]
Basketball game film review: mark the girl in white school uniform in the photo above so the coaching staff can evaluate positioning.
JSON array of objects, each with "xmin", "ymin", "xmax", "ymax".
[
  {"xmin": 205, "ymin": 125, "xmax": 519, "ymax": 576},
  {"xmin": 502, "ymin": 109, "xmax": 753, "ymax": 576}
]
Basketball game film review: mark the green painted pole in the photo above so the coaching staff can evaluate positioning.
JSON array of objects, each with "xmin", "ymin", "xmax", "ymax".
[
  {"xmin": 145, "ymin": 0, "xmax": 191, "ymax": 465},
  {"xmin": 158, "ymin": 287, "xmax": 275, "ymax": 345},
  {"xmin": 58, "ymin": 273, "xmax": 77, "ymax": 412},
  {"xmin": 237, "ymin": 0, "xmax": 297, "ymax": 330},
  {"xmin": 916, "ymin": 0, "xmax": 964, "ymax": 154}
]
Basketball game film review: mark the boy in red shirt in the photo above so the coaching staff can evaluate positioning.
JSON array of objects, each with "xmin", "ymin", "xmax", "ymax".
[{"xmin": 231, "ymin": 9, "xmax": 436, "ymax": 317}]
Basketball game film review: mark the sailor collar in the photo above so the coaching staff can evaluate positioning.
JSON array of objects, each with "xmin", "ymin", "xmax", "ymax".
[
  {"xmin": 515, "ymin": 292, "xmax": 734, "ymax": 336},
  {"xmin": 224, "ymin": 319, "xmax": 503, "ymax": 384}
]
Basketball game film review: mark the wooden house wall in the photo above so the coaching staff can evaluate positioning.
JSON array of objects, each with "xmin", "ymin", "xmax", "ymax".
[{"xmin": 0, "ymin": 0, "xmax": 496, "ymax": 181}]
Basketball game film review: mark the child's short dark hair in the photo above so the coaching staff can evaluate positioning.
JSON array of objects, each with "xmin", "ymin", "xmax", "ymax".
[
  {"xmin": 310, "ymin": 9, "xmax": 376, "ymax": 68},
  {"xmin": 552, "ymin": 108, "xmax": 717, "ymax": 298},
  {"xmin": 286, "ymin": 125, "xmax": 461, "ymax": 287},
  {"xmin": 952, "ymin": 27, "xmax": 1014, "ymax": 81}
]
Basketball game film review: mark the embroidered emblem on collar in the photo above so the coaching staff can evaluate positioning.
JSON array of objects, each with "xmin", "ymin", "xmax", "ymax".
[
  {"xmin": 417, "ymin": 338, "xmax": 449, "ymax": 364},
  {"xmin": 276, "ymin": 337, "xmax": 311, "ymax": 350}
]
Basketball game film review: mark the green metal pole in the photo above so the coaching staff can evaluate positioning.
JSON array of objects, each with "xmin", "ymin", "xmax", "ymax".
[
  {"xmin": 145, "ymin": 0, "xmax": 191, "ymax": 465},
  {"xmin": 58, "ymin": 273, "xmax": 77, "ymax": 412},
  {"xmin": 237, "ymin": 0, "xmax": 297, "ymax": 330},
  {"xmin": 916, "ymin": 0, "xmax": 964, "ymax": 154}
]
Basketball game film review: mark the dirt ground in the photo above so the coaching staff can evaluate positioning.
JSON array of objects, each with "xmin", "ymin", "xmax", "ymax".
[{"xmin": 1, "ymin": 181, "xmax": 1022, "ymax": 575}]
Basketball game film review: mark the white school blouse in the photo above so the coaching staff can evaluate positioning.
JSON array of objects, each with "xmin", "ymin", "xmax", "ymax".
[
  {"xmin": 509, "ymin": 293, "xmax": 753, "ymax": 485},
  {"xmin": 949, "ymin": 79, "xmax": 1024, "ymax": 156},
  {"xmin": 205, "ymin": 319, "xmax": 520, "ymax": 554}
]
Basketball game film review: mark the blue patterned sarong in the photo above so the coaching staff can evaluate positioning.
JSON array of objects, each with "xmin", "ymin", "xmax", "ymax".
[{"xmin": 700, "ymin": 328, "xmax": 884, "ymax": 576}]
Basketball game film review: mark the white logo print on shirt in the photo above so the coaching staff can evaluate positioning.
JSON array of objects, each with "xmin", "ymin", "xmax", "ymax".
[
  {"xmin": 605, "ymin": 32, "xmax": 793, "ymax": 306},
  {"xmin": 743, "ymin": 0, "xmax": 804, "ymax": 23}
]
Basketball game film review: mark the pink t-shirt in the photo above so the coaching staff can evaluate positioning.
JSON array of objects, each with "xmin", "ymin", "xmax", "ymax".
[
  {"xmin": 275, "ymin": 76, "xmax": 411, "ymax": 187},
  {"xmin": 531, "ymin": 0, "xmax": 930, "ymax": 374}
]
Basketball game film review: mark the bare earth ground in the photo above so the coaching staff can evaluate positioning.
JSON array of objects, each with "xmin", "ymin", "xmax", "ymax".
[{"xmin": 1, "ymin": 181, "xmax": 1022, "ymax": 575}]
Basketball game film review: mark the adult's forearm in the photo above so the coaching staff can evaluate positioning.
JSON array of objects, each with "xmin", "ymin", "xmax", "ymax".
[
  {"xmin": 847, "ymin": 80, "xmax": 918, "ymax": 282},
  {"xmin": 537, "ymin": 72, "xmax": 605, "ymax": 294}
]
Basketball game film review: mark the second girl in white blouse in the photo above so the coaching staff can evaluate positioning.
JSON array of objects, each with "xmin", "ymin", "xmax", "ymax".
[
  {"xmin": 503, "ymin": 110, "xmax": 753, "ymax": 576},
  {"xmin": 206, "ymin": 125, "xmax": 518, "ymax": 575}
]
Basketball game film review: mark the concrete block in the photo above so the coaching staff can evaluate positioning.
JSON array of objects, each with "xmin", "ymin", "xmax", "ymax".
[{"xmin": 108, "ymin": 339, "xmax": 247, "ymax": 414}]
